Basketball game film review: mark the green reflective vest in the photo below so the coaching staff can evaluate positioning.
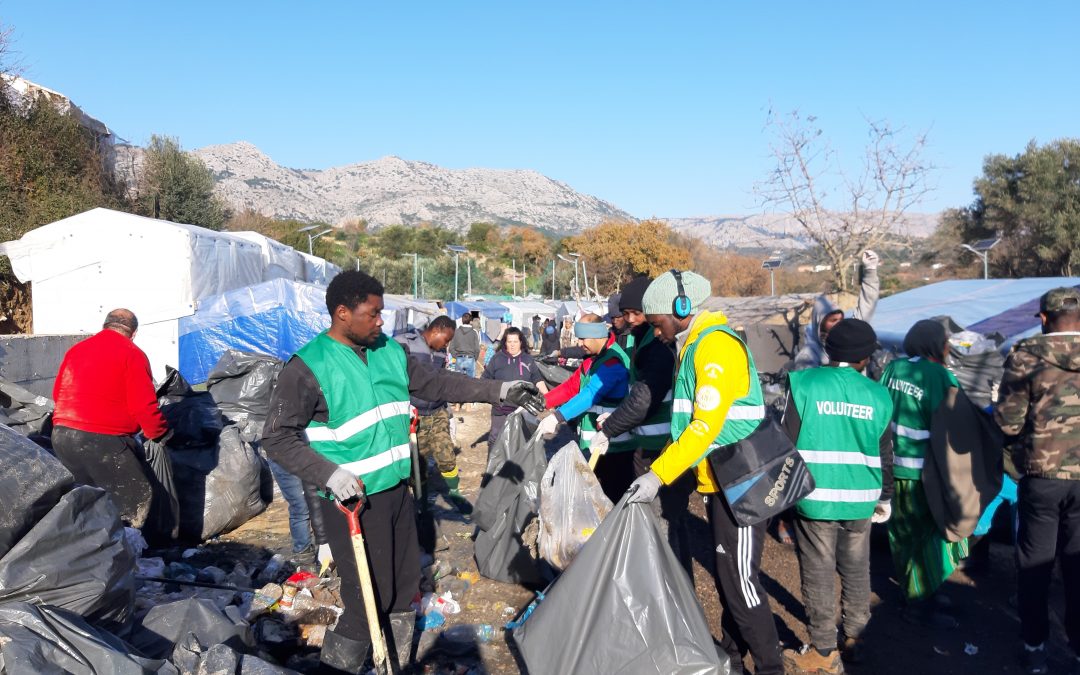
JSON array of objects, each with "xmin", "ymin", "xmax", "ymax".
[
  {"xmin": 789, "ymin": 366, "xmax": 894, "ymax": 520},
  {"xmin": 296, "ymin": 331, "xmax": 412, "ymax": 496},
  {"xmin": 670, "ymin": 324, "xmax": 765, "ymax": 467},
  {"xmin": 578, "ymin": 341, "xmax": 635, "ymax": 456},
  {"xmin": 880, "ymin": 356, "xmax": 959, "ymax": 480},
  {"xmin": 628, "ymin": 329, "xmax": 674, "ymax": 451}
]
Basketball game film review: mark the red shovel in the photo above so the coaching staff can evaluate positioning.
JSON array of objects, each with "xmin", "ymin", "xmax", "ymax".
[{"xmin": 336, "ymin": 499, "xmax": 393, "ymax": 674}]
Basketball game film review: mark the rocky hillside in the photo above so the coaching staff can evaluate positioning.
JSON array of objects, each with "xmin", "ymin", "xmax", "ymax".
[{"xmin": 190, "ymin": 142, "xmax": 631, "ymax": 232}]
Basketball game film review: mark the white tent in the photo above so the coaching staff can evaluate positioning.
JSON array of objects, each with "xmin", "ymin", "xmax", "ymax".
[
  {"xmin": 384, "ymin": 295, "xmax": 443, "ymax": 332},
  {"xmin": 501, "ymin": 301, "xmax": 557, "ymax": 329},
  {"xmin": 0, "ymin": 207, "xmax": 341, "ymax": 379}
]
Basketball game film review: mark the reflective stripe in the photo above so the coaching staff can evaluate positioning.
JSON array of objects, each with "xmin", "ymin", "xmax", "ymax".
[
  {"xmin": 802, "ymin": 487, "xmax": 882, "ymax": 503},
  {"xmin": 339, "ymin": 442, "xmax": 412, "ymax": 477},
  {"xmin": 725, "ymin": 405, "xmax": 766, "ymax": 421},
  {"xmin": 799, "ymin": 450, "xmax": 882, "ymax": 469},
  {"xmin": 672, "ymin": 399, "xmax": 694, "ymax": 414},
  {"xmin": 893, "ymin": 456, "xmax": 925, "ymax": 470},
  {"xmin": 890, "ymin": 422, "xmax": 930, "ymax": 440},
  {"xmin": 580, "ymin": 429, "xmax": 632, "ymax": 443},
  {"xmin": 633, "ymin": 422, "xmax": 671, "ymax": 436},
  {"xmin": 305, "ymin": 400, "xmax": 412, "ymax": 443}
]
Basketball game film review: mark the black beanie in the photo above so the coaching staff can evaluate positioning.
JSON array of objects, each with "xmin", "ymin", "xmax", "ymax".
[
  {"xmin": 619, "ymin": 276, "xmax": 652, "ymax": 312},
  {"xmin": 824, "ymin": 318, "xmax": 878, "ymax": 363}
]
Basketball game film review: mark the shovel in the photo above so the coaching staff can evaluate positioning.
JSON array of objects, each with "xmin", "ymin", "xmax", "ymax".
[
  {"xmin": 336, "ymin": 498, "xmax": 393, "ymax": 675},
  {"xmin": 409, "ymin": 407, "xmax": 422, "ymax": 503}
]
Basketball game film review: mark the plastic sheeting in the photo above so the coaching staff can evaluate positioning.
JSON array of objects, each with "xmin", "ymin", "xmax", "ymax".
[
  {"xmin": 513, "ymin": 496, "xmax": 728, "ymax": 675},
  {"xmin": 0, "ymin": 486, "xmax": 136, "ymax": 631},
  {"xmin": 130, "ymin": 598, "xmax": 250, "ymax": 660},
  {"xmin": 206, "ymin": 351, "xmax": 283, "ymax": 443},
  {"xmin": 473, "ymin": 411, "xmax": 551, "ymax": 586},
  {"xmin": 0, "ymin": 378, "xmax": 53, "ymax": 438},
  {"xmin": 444, "ymin": 300, "xmax": 509, "ymax": 320},
  {"xmin": 177, "ymin": 278, "xmax": 330, "ymax": 384},
  {"xmin": 537, "ymin": 443, "xmax": 612, "ymax": 570},
  {"xmin": 0, "ymin": 422, "xmax": 73, "ymax": 559},
  {"xmin": 500, "ymin": 301, "xmax": 557, "ymax": 329}
]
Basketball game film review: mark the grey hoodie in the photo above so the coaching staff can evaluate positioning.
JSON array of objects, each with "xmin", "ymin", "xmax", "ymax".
[{"xmin": 792, "ymin": 267, "xmax": 879, "ymax": 371}]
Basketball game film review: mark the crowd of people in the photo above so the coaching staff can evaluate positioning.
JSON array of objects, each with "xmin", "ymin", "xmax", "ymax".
[{"xmin": 43, "ymin": 262, "xmax": 1080, "ymax": 675}]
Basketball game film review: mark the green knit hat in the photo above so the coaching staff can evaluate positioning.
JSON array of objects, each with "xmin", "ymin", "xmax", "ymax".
[{"xmin": 642, "ymin": 270, "xmax": 712, "ymax": 316}]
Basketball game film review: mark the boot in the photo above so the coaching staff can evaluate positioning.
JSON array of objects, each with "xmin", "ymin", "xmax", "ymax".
[
  {"xmin": 782, "ymin": 644, "xmax": 844, "ymax": 675},
  {"xmin": 389, "ymin": 611, "xmax": 417, "ymax": 673},
  {"xmin": 319, "ymin": 629, "xmax": 371, "ymax": 675},
  {"xmin": 441, "ymin": 470, "xmax": 473, "ymax": 515}
]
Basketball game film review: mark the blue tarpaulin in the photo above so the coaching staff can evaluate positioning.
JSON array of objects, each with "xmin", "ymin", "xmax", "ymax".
[
  {"xmin": 871, "ymin": 277, "xmax": 1080, "ymax": 351},
  {"xmin": 444, "ymin": 300, "xmax": 509, "ymax": 320}
]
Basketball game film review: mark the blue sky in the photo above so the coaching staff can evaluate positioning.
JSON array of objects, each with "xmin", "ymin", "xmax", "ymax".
[{"xmin": 3, "ymin": 2, "xmax": 1078, "ymax": 219}]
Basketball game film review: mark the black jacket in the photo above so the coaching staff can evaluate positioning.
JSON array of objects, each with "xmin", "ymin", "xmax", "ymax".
[
  {"xmin": 394, "ymin": 331, "xmax": 448, "ymax": 415},
  {"xmin": 601, "ymin": 325, "xmax": 677, "ymax": 440}
]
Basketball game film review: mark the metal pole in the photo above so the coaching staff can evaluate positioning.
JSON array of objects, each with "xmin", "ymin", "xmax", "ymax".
[
  {"xmin": 421, "ymin": 264, "xmax": 425, "ymax": 298},
  {"xmin": 512, "ymin": 259, "xmax": 517, "ymax": 298},
  {"xmin": 454, "ymin": 253, "xmax": 459, "ymax": 302},
  {"xmin": 308, "ymin": 235, "xmax": 314, "ymax": 256},
  {"xmin": 574, "ymin": 262, "xmax": 580, "ymax": 299},
  {"xmin": 467, "ymin": 258, "xmax": 472, "ymax": 297},
  {"xmin": 412, "ymin": 253, "xmax": 418, "ymax": 298},
  {"xmin": 551, "ymin": 260, "xmax": 556, "ymax": 301},
  {"xmin": 770, "ymin": 269, "xmax": 775, "ymax": 296},
  {"xmin": 581, "ymin": 261, "xmax": 589, "ymax": 299},
  {"xmin": 983, "ymin": 252, "xmax": 989, "ymax": 280}
]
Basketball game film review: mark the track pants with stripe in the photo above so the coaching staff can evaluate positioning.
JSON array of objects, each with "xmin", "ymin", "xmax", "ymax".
[{"xmin": 704, "ymin": 492, "xmax": 783, "ymax": 675}]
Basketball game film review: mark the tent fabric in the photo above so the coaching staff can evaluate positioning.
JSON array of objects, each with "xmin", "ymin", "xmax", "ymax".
[
  {"xmin": 871, "ymin": 278, "xmax": 1080, "ymax": 352},
  {"xmin": 444, "ymin": 300, "xmax": 508, "ymax": 320},
  {"xmin": 552, "ymin": 300, "xmax": 605, "ymax": 322},
  {"xmin": 384, "ymin": 294, "xmax": 442, "ymax": 331},
  {"xmin": 500, "ymin": 301, "xmax": 557, "ymax": 329}
]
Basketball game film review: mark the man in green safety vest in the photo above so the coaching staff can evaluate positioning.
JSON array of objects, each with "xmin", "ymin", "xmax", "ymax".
[
  {"xmin": 628, "ymin": 269, "xmax": 783, "ymax": 675},
  {"xmin": 263, "ymin": 271, "xmax": 544, "ymax": 674},
  {"xmin": 780, "ymin": 319, "xmax": 895, "ymax": 674}
]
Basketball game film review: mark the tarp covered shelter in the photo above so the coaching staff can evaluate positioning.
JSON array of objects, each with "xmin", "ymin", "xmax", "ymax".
[
  {"xmin": 500, "ymin": 300, "xmax": 557, "ymax": 328},
  {"xmin": 384, "ymin": 294, "xmax": 442, "ymax": 331},
  {"xmin": 0, "ymin": 207, "xmax": 341, "ymax": 379},
  {"xmin": 871, "ymin": 278, "xmax": 1080, "ymax": 352},
  {"xmin": 444, "ymin": 300, "xmax": 508, "ymax": 320},
  {"xmin": 552, "ymin": 300, "xmax": 605, "ymax": 322}
]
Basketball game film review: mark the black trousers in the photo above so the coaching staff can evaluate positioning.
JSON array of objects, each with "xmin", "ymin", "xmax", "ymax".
[
  {"xmin": 320, "ymin": 481, "xmax": 421, "ymax": 643},
  {"xmin": 1017, "ymin": 476, "xmax": 1080, "ymax": 652},
  {"xmin": 51, "ymin": 426, "xmax": 154, "ymax": 527},
  {"xmin": 704, "ymin": 492, "xmax": 783, "ymax": 675},
  {"xmin": 634, "ymin": 448, "xmax": 696, "ymax": 579}
]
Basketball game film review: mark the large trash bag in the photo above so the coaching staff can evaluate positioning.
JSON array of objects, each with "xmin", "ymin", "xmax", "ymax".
[
  {"xmin": 130, "ymin": 598, "xmax": 250, "ymax": 660},
  {"xmin": 0, "ymin": 602, "xmax": 176, "ymax": 675},
  {"xmin": 156, "ymin": 368, "xmax": 224, "ymax": 449},
  {"xmin": 0, "ymin": 486, "xmax": 136, "ymax": 631},
  {"xmin": 0, "ymin": 377, "xmax": 53, "ymax": 438},
  {"xmin": 948, "ymin": 348, "xmax": 1006, "ymax": 410},
  {"xmin": 473, "ymin": 411, "xmax": 551, "ymax": 586},
  {"xmin": 170, "ymin": 425, "xmax": 271, "ymax": 541},
  {"xmin": 0, "ymin": 422, "xmax": 73, "ymax": 559},
  {"xmin": 206, "ymin": 351, "xmax": 284, "ymax": 443},
  {"xmin": 171, "ymin": 633, "xmax": 297, "ymax": 675},
  {"xmin": 538, "ymin": 442, "xmax": 613, "ymax": 570},
  {"xmin": 142, "ymin": 438, "xmax": 181, "ymax": 544},
  {"xmin": 513, "ymin": 496, "xmax": 728, "ymax": 675}
]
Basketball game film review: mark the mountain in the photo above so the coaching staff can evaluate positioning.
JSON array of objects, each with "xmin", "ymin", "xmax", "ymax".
[
  {"xmin": 663, "ymin": 212, "xmax": 939, "ymax": 253},
  {"xmin": 190, "ymin": 142, "xmax": 631, "ymax": 232}
]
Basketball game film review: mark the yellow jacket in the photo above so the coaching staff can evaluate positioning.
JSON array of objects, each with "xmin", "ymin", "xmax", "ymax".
[{"xmin": 650, "ymin": 311, "xmax": 751, "ymax": 493}]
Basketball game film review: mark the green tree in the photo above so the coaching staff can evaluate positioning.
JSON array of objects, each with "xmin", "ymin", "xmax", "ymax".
[
  {"xmin": 134, "ymin": 135, "xmax": 227, "ymax": 230},
  {"xmin": 940, "ymin": 139, "xmax": 1080, "ymax": 277},
  {"xmin": 467, "ymin": 222, "xmax": 496, "ymax": 253}
]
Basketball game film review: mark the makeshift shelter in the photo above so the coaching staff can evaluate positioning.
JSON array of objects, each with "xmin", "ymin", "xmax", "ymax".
[
  {"xmin": 384, "ymin": 294, "xmax": 442, "ymax": 331},
  {"xmin": 0, "ymin": 208, "xmax": 341, "ymax": 380},
  {"xmin": 871, "ymin": 278, "xmax": 1080, "ymax": 353},
  {"xmin": 500, "ymin": 300, "xmax": 557, "ymax": 329},
  {"xmin": 443, "ymin": 300, "xmax": 508, "ymax": 320},
  {"xmin": 552, "ymin": 300, "xmax": 605, "ymax": 322},
  {"xmin": 699, "ymin": 294, "xmax": 817, "ymax": 374}
]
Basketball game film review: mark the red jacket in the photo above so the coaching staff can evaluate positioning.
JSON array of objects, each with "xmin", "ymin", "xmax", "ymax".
[{"xmin": 52, "ymin": 329, "xmax": 169, "ymax": 439}]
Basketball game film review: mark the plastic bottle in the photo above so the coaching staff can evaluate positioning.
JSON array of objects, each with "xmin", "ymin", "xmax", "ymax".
[{"xmin": 259, "ymin": 553, "xmax": 287, "ymax": 584}]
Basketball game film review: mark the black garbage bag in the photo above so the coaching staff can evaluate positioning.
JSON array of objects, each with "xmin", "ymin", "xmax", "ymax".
[
  {"xmin": 0, "ymin": 377, "xmax": 53, "ymax": 438},
  {"xmin": 948, "ymin": 348, "xmax": 1006, "ymax": 410},
  {"xmin": 130, "ymin": 598, "xmax": 250, "ymax": 660},
  {"xmin": 142, "ymin": 438, "xmax": 180, "ymax": 544},
  {"xmin": 512, "ymin": 496, "xmax": 729, "ymax": 675},
  {"xmin": 0, "ymin": 602, "xmax": 175, "ymax": 675},
  {"xmin": 170, "ymin": 425, "xmax": 271, "ymax": 541},
  {"xmin": 0, "ymin": 486, "xmax": 136, "ymax": 632},
  {"xmin": 156, "ymin": 368, "xmax": 224, "ymax": 449},
  {"xmin": 473, "ymin": 411, "xmax": 551, "ymax": 586},
  {"xmin": 0, "ymin": 422, "xmax": 73, "ymax": 559},
  {"xmin": 206, "ymin": 351, "xmax": 284, "ymax": 443},
  {"xmin": 171, "ymin": 633, "xmax": 297, "ymax": 675},
  {"xmin": 535, "ymin": 360, "xmax": 573, "ymax": 387}
]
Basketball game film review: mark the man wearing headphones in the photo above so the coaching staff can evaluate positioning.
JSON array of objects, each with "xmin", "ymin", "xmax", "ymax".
[{"xmin": 628, "ymin": 270, "xmax": 783, "ymax": 675}]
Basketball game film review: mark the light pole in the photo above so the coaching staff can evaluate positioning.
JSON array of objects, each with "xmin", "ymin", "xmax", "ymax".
[
  {"xmin": 557, "ymin": 254, "xmax": 579, "ymax": 299},
  {"xmin": 402, "ymin": 253, "xmax": 418, "ymax": 298},
  {"xmin": 961, "ymin": 237, "xmax": 1002, "ymax": 280},
  {"xmin": 298, "ymin": 224, "xmax": 333, "ymax": 256},
  {"xmin": 551, "ymin": 260, "xmax": 556, "ymax": 301},
  {"xmin": 447, "ymin": 245, "xmax": 468, "ymax": 302},
  {"xmin": 762, "ymin": 256, "xmax": 783, "ymax": 296}
]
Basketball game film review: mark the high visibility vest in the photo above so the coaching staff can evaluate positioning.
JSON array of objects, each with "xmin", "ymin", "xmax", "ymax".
[
  {"xmin": 670, "ymin": 324, "xmax": 765, "ymax": 453},
  {"xmin": 296, "ymin": 331, "xmax": 412, "ymax": 496},
  {"xmin": 577, "ymin": 342, "xmax": 635, "ymax": 455},
  {"xmin": 880, "ymin": 356, "xmax": 959, "ymax": 480},
  {"xmin": 628, "ymin": 329, "xmax": 674, "ymax": 451},
  {"xmin": 789, "ymin": 366, "xmax": 894, "ymax": 520}
]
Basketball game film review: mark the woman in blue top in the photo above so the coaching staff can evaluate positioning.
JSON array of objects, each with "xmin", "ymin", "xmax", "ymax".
[{"xmin": 483, "ymin": 328, "xmax": 547, "ymax": 448}]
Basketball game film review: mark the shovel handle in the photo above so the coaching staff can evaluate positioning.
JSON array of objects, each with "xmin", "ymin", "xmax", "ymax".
[{"xmin": 336, "ymin": 498, "xmax": 364, "ymax": 537}]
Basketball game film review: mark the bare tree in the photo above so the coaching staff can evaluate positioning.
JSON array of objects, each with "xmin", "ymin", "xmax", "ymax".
[{"xmin": 756, "ymin": 110, "xmax": 934, "ymax": 291}]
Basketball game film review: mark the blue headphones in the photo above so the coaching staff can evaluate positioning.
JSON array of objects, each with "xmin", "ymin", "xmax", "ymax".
[{"xmin": 671, "ymin": 270, "xmax": 692, "ymax": 319}]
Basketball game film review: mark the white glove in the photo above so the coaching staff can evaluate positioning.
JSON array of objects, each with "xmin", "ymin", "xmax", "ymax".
[
  {"xmin": 317, "ymin": 543, "xmax": 334, "ymax": 572},
  {"xmin": 627, "ymin": 471, "xmax": 662, "ymax": 503},
  {"xmin": 590, "ymin": 431, "xmax": 610, "ymax": 457},
  {"xmin": 536, "ymin": 414, "xmax": 560, "ymax": 437},
  {"xmin": 595, "ymin": 412, "xmax": 611, "ymax": 428},
  {"xmin": 871, "ymin": 500, "xmax": 892, "ymax": 523},
  {"xmin": 326, "ymin": 468, "xmax": 365, "ymax": 502},
  {"xmin": 861, "ymin": 249, "xmax": 880, "ymax": 271}
]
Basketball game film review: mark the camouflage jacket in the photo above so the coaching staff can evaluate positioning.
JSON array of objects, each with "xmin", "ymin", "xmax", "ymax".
[{"xmin": 995, "ymin": 333, "xmax": 1080, "ymax": 480}]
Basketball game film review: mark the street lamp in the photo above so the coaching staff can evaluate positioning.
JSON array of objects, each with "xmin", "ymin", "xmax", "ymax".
[
  {"xmin": 960, "ymin": 237, "xmax": 1001, "ymax": 280},
  {"xmin": 447, "ymin": 245, "xmax": 468, "ymax": 302},
  {"xmin": 761, "ymin": 256, "xmax": 783, "ymax": 296},
  {"xmin": 297, "ymin": 224, "xmax": 333, "ymax": 256}
]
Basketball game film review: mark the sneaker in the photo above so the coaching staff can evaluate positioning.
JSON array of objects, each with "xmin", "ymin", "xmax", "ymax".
[
  {"xmin": 782, "ymin": 645, "xmax": 844, "ymax": 675},
  {"xmin": 289, "ymin": 544, "xmax": 316, "ymax": 569},
  {"xmin": 1021, "ymin": 644, "xmax": 1048, "ymax": 675},
  {"xmin": 447, "ymin": 490, "xmax": 474, "ymax": 515},
  {"xmin": 839, "ymin": 636, "xmax": 864, "ymax": 664}
]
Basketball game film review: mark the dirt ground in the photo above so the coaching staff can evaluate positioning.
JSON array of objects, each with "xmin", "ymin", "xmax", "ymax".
[{"xmin": 219, "ymin": 403, "xmax": 1073, "ymax": 674}]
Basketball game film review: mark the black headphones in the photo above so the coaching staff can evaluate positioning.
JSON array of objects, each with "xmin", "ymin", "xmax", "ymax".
[{"xmin": 671, "ymin": 269, "xmax": 692, "ymax": 319}]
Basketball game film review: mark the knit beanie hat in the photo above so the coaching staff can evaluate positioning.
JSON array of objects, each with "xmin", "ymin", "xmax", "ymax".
[
  {"xmin": 619, "ymin": 276, "xmax": 652, "ymax": 312},
  {"xmin": 824, "ymin": 319, "xmax": 878, "ymax": 363},
  {"xmin": 641, "ymin": 270, "xmax": 711, "ymax": 316},
  {"xmin": 605, "ymin": 294, "xmax": 622, "ymax": 321}
]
